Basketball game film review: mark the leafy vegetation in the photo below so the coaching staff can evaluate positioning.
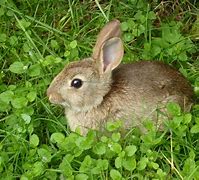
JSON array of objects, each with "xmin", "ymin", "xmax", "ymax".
[{"xmin": 0, "ymin": 0, "xmax": 199, "ymax": 179}]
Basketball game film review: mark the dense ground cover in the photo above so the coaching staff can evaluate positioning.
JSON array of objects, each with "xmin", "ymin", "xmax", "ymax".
[{"xmin": 0, "ymin": 0, "xmax": 199, "ymax": 179}]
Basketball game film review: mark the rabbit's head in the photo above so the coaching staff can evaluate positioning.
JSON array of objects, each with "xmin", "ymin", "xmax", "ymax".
[{"xmin": 47, "ymin": 20, "xmax": 124, "ymax": 112}]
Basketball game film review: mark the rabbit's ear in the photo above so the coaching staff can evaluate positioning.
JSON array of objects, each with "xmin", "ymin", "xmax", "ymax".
[
  {"xmin": 99, "ymin": 37, "xmax": 124, "ymax": 73},
  {"xmin": 92, "ymin": 19, "xmax": 121, "ymax": 60}
]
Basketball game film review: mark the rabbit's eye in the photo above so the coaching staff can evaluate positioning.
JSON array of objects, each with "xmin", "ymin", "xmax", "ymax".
[{"xmin": 71, "ymin": 78, "xmax": 83, "ymax": 89}]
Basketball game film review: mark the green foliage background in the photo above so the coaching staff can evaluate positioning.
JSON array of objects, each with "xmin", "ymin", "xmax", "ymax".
[{"xmin": 0, "ymin": 0, "xmax": 199, "ymax": 179}]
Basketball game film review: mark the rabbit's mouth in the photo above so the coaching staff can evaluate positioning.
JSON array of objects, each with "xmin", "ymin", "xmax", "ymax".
[
  {"xmin": 49, "ymin": 94, "xmax": 71, "ymax": 108},
  {"xmin": 48, "ymin": 93, "xmax": 66, "ymax": 105}
]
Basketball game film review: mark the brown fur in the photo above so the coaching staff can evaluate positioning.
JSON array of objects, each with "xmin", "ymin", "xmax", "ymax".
[{"xmin": 47, "ymin": 20, "xmax": 193, "ymax": 135}]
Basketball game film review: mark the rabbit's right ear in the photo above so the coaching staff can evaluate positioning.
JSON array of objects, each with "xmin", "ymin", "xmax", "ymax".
[
  {"xmin": 92, "ymin": 19, "xmax": 123, "ymax": 74},
  {"xmin": 92, "ymin": 19, "xmax": 121, "ymax": 60},
  {"xmin": 99, "ymin": 37, "xmax": 123, "ymax": 73}
]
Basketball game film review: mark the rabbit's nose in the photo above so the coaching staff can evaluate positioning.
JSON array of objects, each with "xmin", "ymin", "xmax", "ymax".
[{"xmin": 47, "ymin": 89, "xmax": 64, "ymax": 104}]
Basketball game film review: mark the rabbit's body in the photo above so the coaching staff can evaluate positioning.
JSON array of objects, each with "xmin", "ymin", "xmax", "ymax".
[
  {"xmin": 47, "ymin": 20, "xmax": 193, "ymax": 135},
  {"xmin": 65, "ymin": 60, "xmax": 193, "ymax": 134}
]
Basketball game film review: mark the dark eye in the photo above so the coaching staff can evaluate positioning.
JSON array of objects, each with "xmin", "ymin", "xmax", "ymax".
[{"xmin": 71, "ymin": 78, "xmax": 83, "ymax": 89}]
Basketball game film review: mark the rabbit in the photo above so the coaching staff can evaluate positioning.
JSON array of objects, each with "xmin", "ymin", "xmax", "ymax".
[{"xmin": 47, "ymin": 19, "xmax": 194, "ymax": 135}]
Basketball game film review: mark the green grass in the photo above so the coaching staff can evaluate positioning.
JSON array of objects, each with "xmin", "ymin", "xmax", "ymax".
[{"xmin": 0, "ymin": 0, "xmax": 199, "ymax": 179}]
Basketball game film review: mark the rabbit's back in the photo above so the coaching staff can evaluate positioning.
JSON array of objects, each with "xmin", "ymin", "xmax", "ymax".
[
  {"xmin": 116, "ymin": 61, "xmax": 193, "ymax": 93},
  {"xmin": 114, "ymin": 61, "xmax": 193, "ymax": 99}
]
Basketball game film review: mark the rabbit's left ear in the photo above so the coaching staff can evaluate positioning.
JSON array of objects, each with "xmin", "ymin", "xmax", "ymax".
[{"xmin": 99, "ymin": 37, "xmax": 124, "ymax": 73}]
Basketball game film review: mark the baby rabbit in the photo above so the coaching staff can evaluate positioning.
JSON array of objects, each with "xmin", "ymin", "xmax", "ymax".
[{"xmin": 47, "ymin": 19, "xmax": 193, "ymax": 135}]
